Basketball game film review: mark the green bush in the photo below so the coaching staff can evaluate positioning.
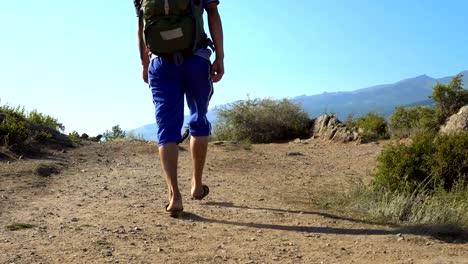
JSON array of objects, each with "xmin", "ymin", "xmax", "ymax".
[
  {"xmin": 430, "ymin": 73, "xmax": 468, "ymax": 125},
  {"xmin": 103, "ymin": 125, "xmax": 126, "ymax": 141},
  {"xmin": 355, "ymin": 112, "xmax": 389, "ymax": 141},
  {"xmin": 27, "ymin": 109, "xmax": 64, "ymax": 132},
  {"xmin": 0, "ymin": 103, "xmax": 26, "ymax": 120},
  {"xmin": 212, "ymin": 98, "xmax": 310, "ymax": 143},
  {"xmin": 389, "ymin": 106, "xmax": 438, "ymax": 138},
  {"xmin": 374, "ymin": 131, "xmax": 468, "ymax": 193},
  {"xmin": 68, "ymin": 131, "xmax": 80, "ymax": 140},
  {"xmin": 0, "ymin": 115, "xmax": 30, "ymax": 146}
]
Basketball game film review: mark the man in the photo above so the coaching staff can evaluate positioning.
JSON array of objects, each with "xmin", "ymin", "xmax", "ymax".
[{"xmin": 135, "ymin": 0, "xmax": 224, "ymax": 217}]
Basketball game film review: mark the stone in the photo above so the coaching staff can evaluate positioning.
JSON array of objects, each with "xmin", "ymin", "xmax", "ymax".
[
  {"xmin": 34, "ymin": 164, "xmax": 60, "ymax": 177},
  {"xmin": 440, "ymin": 105, "xmax": 468, "ymax": 134},
  {"xmin": 309, "ymin": 114, "xmax": 360, "ymax": 143}
]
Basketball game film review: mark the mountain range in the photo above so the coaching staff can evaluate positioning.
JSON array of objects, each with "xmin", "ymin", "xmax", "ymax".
[{"xmin": 131, "ymin": 70, "xmax": 467, "ymax": 140}]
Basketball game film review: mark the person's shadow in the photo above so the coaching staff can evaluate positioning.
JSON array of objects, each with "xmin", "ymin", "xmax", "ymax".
[{"xmin": 178, "ymin": 201, "xmax": 468, "ymax": 244}]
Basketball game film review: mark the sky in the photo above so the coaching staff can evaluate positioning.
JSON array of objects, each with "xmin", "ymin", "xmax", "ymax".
[{"xmin": 1, "ymin": 0, "xmax": 467, "ymax": 135}]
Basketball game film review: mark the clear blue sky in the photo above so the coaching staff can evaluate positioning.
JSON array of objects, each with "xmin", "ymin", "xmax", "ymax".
[{"xmin": 1, "ymin": 0, "xmax": 467, "ymax": 135}]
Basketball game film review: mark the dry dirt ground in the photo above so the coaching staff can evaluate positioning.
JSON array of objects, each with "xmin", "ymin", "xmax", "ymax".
[{"xmin": 1, "ymin": 139, "xmax": 467, "ymax": 264}]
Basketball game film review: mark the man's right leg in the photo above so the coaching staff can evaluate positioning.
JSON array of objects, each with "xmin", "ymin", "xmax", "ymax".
[
  {"xmin": 190, "ymin": 136, "xmax": 209, "ymax": 198},
  {"xmin": 184, "ymin": 55, "xmax": 214, "ymax": 199}
]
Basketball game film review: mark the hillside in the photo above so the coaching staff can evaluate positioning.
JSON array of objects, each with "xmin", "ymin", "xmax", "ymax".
[{"xmin": 1, "ymin": 140, "xmax": 467, "ymax": 263}]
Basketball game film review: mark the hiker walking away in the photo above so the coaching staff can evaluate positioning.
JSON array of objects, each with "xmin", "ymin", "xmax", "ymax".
[{"xmin": 135, "ymin": 0, "xmax": 224, "ymax": 217}]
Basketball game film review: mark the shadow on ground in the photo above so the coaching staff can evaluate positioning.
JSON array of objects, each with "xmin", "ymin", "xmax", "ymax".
[{"xmin": 179, "ymin": 201, "xmax": 468, "ymax": 244}]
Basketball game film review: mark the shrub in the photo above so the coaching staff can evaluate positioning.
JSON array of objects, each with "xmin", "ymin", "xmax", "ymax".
[
  {"xmin": 389, "ymin": 106, "xmax": 438, "ymax": 138},
  {"xmin": 0, "ymin": 115, "xmax": 30, "ymax": 146},
  {"xmin": 345, "ymin": 113, "xmax": 357, "ymax": 130},
  {"xmin": 27, "ymin": 109, "xmax": 64, "ymax": 132},
  {"xmin": 374, "ymin": 131, "xmax": 468, "ymax": 193},
  {"xmin": 344, "ymin": 181, "xmax": 468, "ymax": 227},
  {"xmin": 212, "ymin": 98, "xmax": 310, "ymax": 143},
  {"xmin": 355, "ymin": 112, "xmax": 389, "ymax": 141},
  {"xmin": 430, "ymin": 73, "xmax": 468, "ymax": 125},
  {"xmin": 68, "ymin": 131, "xmax": 80, "ymax": 140},
  {"xmin": 0, "ymin": 103, "xmax": 26, "ymax": 120},
  {"xmin": 103, "ymin": 125, "xmax": 126, "ymax": 141},
  {"xmin": 126, "ymin": 131, "xmax": 146, "ymax": 141}
]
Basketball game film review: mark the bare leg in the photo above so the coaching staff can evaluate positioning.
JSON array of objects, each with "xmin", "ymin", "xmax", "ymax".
[
  {"xmin": 159, "ymin": 142, "xmax": 183, "ymax": 211},
  {"xmin": 190, "ymin": 136, "xmax": 209, "ymax": 198}
]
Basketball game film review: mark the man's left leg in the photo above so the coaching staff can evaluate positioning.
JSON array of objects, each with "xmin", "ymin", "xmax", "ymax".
[{"xmin": 149, "ymin": 57, "xmax": 185, "ymax": 215}]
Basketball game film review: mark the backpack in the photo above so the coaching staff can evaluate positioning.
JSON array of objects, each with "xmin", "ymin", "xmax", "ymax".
[{"xmin": 140, "ymin": 0, "xmax": 208, "ymax": 56}]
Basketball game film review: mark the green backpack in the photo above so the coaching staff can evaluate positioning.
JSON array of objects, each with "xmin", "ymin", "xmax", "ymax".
[{"xmin": 142, "ymin": 0, "xmax": 207, "ymax": 56}]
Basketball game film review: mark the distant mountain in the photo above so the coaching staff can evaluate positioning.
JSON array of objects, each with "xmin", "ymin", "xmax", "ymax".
[
  {"xmin": 131, "ymin": 70, "xmax": 467, "ymax": 141},
  {"xmin": 292, "ymin": 70, "xmax": 467, "ymax": 119}
]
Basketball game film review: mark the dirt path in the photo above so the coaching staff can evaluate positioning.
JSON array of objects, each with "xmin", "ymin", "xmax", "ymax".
[{"xmin": 1, "ymin": 140, "xmax": 467, "ymax": 264}]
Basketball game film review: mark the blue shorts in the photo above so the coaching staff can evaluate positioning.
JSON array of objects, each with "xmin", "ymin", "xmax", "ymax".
[{"xmin": 148, "ymin": 55, "xmax": 214, "ymax": 146}]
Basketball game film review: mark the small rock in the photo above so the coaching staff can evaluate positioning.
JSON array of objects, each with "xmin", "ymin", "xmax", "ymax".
[
  {"xmin": 396, "ymin": 233, "xmax": 405, "ymax": 241},
  {"xmin": 130, "ymin": 242, "xmax": 136, "ymax": 246},
  {"xmin": 102, "ymin": 250, "xmax": 112, "ymax": 257},
  {"xmin": 157, "ymin": 248, "xmax": 163, "ymax": 252},
  {"xmin": 286, "ymin": 152, "xmax": 304, "ymax": 156},
  {"xmin": 70, "ymin": 218, "xmax": 79, "ymax": 222}
]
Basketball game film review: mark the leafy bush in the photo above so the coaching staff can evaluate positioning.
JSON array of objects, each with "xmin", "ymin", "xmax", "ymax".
[
  {"xmin": 355, "ymin": 112, "xmax": 389, "ymax": 141},
  {"xmin": 0, "ymin": 115, "xmax": 30, "ymax": 146},
  {"xmin": 68, "ymin": 131, "xmax": 80, "ymax": 140},
  {"xmin": 212, "ymin": 98, "xmax": 310, "ymax": 143},
  {"xmin": 430, "ymin": 73, "xmax": 468, "ymax": 125},
  {"xmin": 374, "ymin": 131, "xmax": 468, "ymax": 193},
  {"xmin": 27, "ymin": 109, "xmax": 64, "ymax": 132},
  {"xmin": 389, "ymin": 106, "xmax": 438, "ymax": 138},
  {"xmin": 103, "ymin": 125, "xmax": 126, "ymax": 141},
  {"xmin": 0, "ymin": 101, "xmax": 27, "ymax": 120}
]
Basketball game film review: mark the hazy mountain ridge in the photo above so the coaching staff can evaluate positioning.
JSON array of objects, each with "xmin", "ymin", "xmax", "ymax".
[
  {"xmin": 293, "ymin": 71, "xmax": 467, "ymax": 119},
  {"xmin": 131, "ymin": 70, "xmax": 467, "ymax": 140}
]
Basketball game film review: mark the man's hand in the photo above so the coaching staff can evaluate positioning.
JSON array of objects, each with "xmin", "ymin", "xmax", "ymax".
[
  {"xmin": 206, "ymin": 3, "xmax": 224, "ymax": 83},
  {"xmin": 211, "ymin": 58, "xmax": 224, "ymax": 83}
]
